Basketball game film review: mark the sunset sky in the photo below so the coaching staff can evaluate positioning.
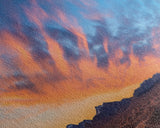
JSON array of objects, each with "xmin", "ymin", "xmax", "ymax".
[{"xmin": 1, "ymin": 0, "xmax": 160, "ymax": 127}]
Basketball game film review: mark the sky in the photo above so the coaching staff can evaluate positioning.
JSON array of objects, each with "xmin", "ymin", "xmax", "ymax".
[
  {"xmin": 0, "ymin": 0, "xmax": 160, "ymax": 114},
  {"xmin": 1, "ymin": 0, "xmax": 160, "ymax": 127}
]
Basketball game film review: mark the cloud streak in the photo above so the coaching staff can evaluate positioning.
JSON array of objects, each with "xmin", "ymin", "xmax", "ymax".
[{"xmin": 1, "ymin": 0, "xmax": 160, "ymax": 103}]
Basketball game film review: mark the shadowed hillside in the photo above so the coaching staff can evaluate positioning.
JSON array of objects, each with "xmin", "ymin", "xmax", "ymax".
[{"xmin": 67, "ymin": 73, "xmax": 160, "ymax": 128}]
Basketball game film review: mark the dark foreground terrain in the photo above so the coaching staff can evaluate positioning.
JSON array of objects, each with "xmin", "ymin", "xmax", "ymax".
[{"xmin": 67, "ymin": 73, "xmax": 160, "ymax": 128}]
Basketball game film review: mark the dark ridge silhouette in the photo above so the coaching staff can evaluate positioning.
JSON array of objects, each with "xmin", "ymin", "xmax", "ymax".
[
  {"xmin": 93, "ymin": 98, "xmax": 131, "ymax": 122},
  {"xmin": 134, "ymin": 73, "xmax": 160, "ymax": 97},
  {"xmin": 67, "ymin": 73, "xmax": 160, "ymax": 128}
]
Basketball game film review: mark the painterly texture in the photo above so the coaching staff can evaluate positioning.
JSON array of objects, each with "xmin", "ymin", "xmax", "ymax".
[
  {"xmin": 1, "ymin": 0, "xmax": 160, "ymax": 128},
  {"xmin": 67, "ymin": 73, "xmax": 160, "ymax": 128}
]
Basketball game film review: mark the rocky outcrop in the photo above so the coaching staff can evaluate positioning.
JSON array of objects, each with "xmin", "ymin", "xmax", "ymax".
[
  {"xmin": 67, "ymin": 73, "xmax": 160, "ymax": 128},
  {"xmin": 134, "ymin": 73, "xmax": 160, "ymax": 97},
  {"xmin": 94, "ymin": 98, "xmax": 131, "ymax": 121}
]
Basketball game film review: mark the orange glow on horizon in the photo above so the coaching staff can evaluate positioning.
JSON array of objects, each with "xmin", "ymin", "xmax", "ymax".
[
  {"xmin": 1, "ymin": 29, "xmax": 160, "ymax": 106},
  {"xmin": 0, "ymin": 0, "xmax": 160, "ymax": 106}
]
